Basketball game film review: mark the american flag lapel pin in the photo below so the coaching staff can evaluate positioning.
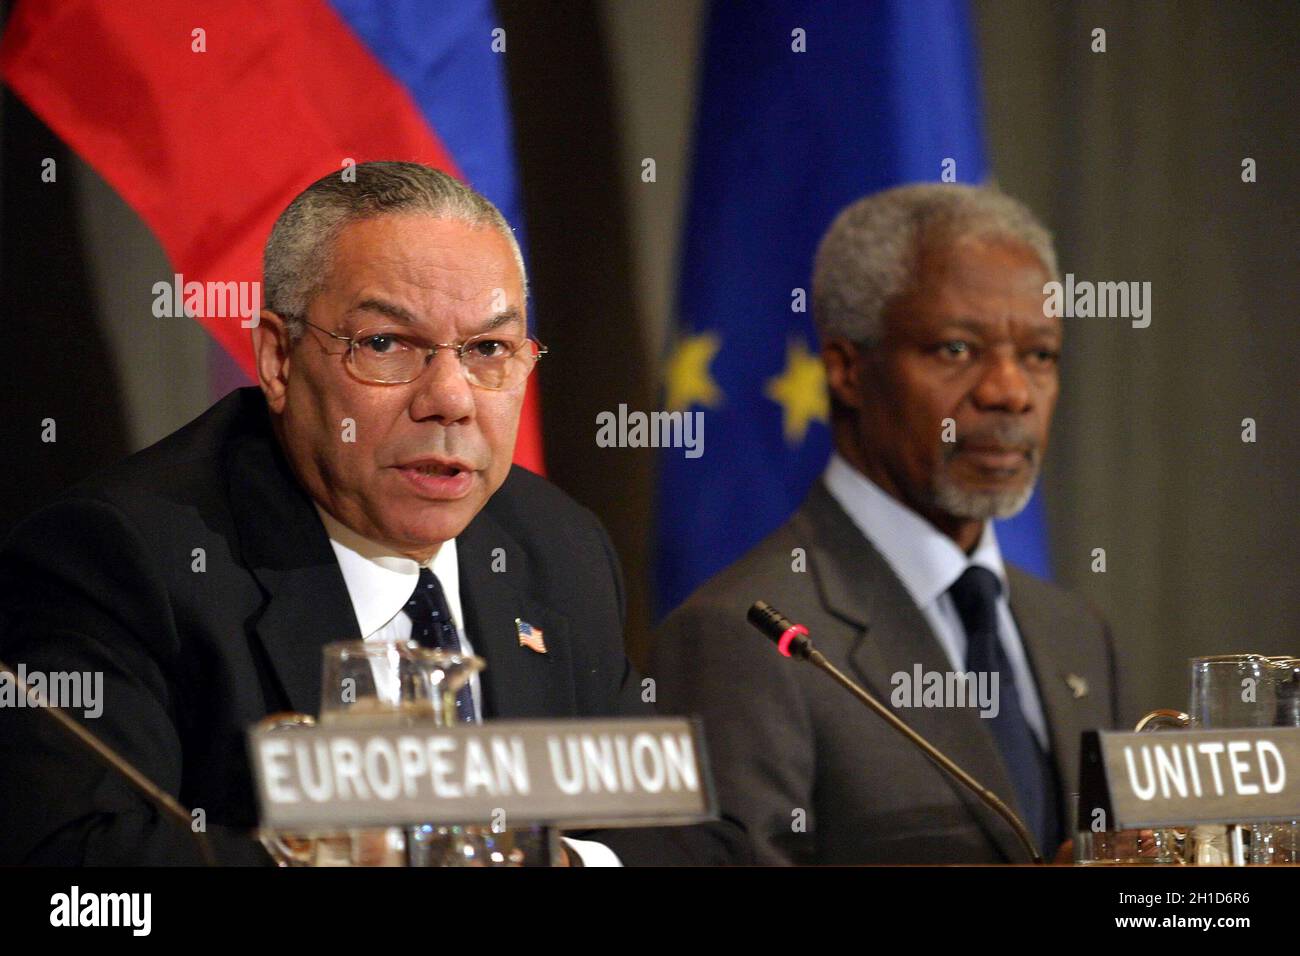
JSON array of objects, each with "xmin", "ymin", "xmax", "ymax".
[{"xmin": 515, "ymin": 618, "xmax": 547, "ymax": 654}]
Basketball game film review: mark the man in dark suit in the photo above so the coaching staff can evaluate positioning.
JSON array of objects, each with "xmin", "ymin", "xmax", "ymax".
[
  {"xmin": 0, "ymin": 162, "xmax": 736, "ymax": 866},
  {"xmin": 652, "ymin": 184, "xmax": 1131, "ymax": 865}
]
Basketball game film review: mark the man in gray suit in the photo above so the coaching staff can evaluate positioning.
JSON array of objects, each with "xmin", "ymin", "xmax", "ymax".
[{"xmin": 652, "ymin": 184, "xmax": 1130, "ymax": 865}]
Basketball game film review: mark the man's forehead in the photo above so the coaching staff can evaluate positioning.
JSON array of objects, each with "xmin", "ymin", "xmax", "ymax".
[
  {"xmin": 889, "ymin": 304, "xmax": 1061, "ymax": 337},
  {"xmin": 915, "ymin": 235, "xmax": 1048, "ymax": 284},
  {"xmin": 341, "ymin": 295, "xmax": 525, "ymax": 335},
  {"xmin": 898, "ymin": 311, "xmax": 1062, "ymax": 337},
  {"xmin": 326, "ymin": 214, "xmax": 522, "ymax": 296},
  {"xmin": 886, "ymin": 238, "xmax": 1053, "ymax": 328}
]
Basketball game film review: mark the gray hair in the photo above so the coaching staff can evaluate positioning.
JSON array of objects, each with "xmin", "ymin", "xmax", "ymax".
[
  {"xmin": 263, "ymin": 161, "xmax": 526, "ymax": 339},
  {"xmin": 812, "ymin": 183, "xmax": 1058, "ymax": 345}
]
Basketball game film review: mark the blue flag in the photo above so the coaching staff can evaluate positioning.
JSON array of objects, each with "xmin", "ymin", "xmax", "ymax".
[{"xmin": 655, "ymin": 0, "xmax": 1051, "ymax": 617}]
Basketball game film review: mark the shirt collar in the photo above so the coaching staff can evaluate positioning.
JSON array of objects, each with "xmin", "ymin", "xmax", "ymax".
[
  {"xmin": 822, "ymin": 452, "xmax": 1009, "ymax": 609},
  {"xmin": 313, "ymin": 504, "xmax": 462, "ymax": 639}
]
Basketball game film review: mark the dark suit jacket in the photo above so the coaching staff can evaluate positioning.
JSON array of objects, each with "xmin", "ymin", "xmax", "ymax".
[
  {"xmin": 651, "ymin": 480, "xmax": 1131, "ymax": 865},
  {"xmin": 0, "ymin": 388, "xmax": 740, "ymax": 865}
]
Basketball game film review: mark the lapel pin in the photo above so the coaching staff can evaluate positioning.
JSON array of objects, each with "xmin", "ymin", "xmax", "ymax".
[
  {"xmin": 1065, "ymin": 673, "xmax": 1089, "ymax": 699},
  {"xmin": 515, "ymin": 618, "xmax": 547, "ymax": 654}
]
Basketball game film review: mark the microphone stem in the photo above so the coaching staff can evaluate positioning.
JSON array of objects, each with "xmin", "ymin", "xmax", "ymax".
[
  {"xmin": 805, "ymin": 649, "xmax": 1044, "ymax": 864},
  {"xmin": 0, "ymin": 658, "xmax": 218, "ymax": 866}
]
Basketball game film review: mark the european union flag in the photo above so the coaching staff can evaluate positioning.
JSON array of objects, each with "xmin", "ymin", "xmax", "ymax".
[{"xmin": 655, "ymin": 0, "xmax": 1051, "ymax": 618}]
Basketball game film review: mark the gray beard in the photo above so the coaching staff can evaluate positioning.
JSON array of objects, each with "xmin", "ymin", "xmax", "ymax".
[{"xmin": 928, "ymin": 463, "xmax": 1040, "ymax": 521}]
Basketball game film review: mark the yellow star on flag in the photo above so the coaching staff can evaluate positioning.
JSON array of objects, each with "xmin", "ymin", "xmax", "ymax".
[
  {"xmin": 664, "ymin": 332, "xmax": 723, "ymax": 412},
  {"xmin": 765, "ymin": 338, "xmax": 828, "ymax": 445}
]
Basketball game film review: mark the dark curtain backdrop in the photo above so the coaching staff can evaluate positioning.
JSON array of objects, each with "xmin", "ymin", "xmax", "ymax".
[{"xmin": 975, "ymin": 0, "xmax": 1299, "ymax": 713}]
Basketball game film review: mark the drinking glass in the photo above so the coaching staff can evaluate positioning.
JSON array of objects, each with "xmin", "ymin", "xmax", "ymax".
[
  {"xmin": 261, "ymin": 640, "xmax": 502, "ymax": 865},
  {"xmin": 319, "ymin": 638, "xmax": 482, "ymax": 726},
  {"xmin": 1189, "ymin": 654, "xmax": 1276, "ymax": 729},
  {"xmin": 1249, "ymin": 657, "xmax": 1300, "ymax": 864},
  {"xmin": 317, "ymin": 640, "xmax": 486, "ymax": 866},
  {"xmin": 1185, "ymin": 654, "xmax": 1278, "ymax": 864}
]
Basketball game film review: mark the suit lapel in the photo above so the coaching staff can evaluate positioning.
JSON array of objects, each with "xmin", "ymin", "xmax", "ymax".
[
  {"xmin": 801, "ymin": 482, "xmax": 1034, "ymax": 862},
  {"xmin": 456, "ymin": 503, "xmax": 576, "ymax": 719},
  {"xmin": 225, "ymin": 393, "xmax": 359, "ymax": 717},
  {"xmin": 1007, "ymin": 568, "xmax": 1110, "ymax": 830}
]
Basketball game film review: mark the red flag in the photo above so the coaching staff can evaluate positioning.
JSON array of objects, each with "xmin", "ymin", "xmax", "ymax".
[{"xmin": 0, "ymin": 0, "xmax": 545, "ymax": 473}]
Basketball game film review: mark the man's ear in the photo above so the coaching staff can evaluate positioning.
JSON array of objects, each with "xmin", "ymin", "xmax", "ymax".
[
  {"xmin": 823, "ymin": 338, "xmax": 866, "ymax": 410},
  {"xmin": 252, "ymin": 309, "xmax": 292, "ymax": 413}
]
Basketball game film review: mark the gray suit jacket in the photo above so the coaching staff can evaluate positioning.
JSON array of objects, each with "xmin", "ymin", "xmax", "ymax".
[{"xmin": 651, "ymin": 480, "xmax": 1129, "ymax": 864}]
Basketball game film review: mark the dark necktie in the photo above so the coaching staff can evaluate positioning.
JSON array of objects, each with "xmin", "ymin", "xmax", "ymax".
[
  {"xmin": 948, "ymin": 565, "xmax": 1061, "ymax": 856},
  {"xmin": 404, "ymin": 567, "xmax": 476, "ymax": 723}
]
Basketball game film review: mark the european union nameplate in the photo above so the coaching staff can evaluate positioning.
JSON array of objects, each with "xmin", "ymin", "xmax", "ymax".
[{"xmin": 249, "ymin": 716, "xmax": 716, "ymax": 830}]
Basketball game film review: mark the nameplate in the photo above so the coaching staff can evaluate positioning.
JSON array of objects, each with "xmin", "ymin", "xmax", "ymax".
[
  {"xmin": 249, "ymin": 716, "xmax": 716, "ymax": 830},
  {"xmin": 1078, "ymin": 727, "xmax": 1300, "ymax": 830}
]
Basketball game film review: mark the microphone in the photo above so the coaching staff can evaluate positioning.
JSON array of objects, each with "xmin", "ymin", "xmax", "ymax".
[
  {"xmin": 0, "ymin": 657, "xmax": 218, "ymax": 866},
  {"xmin": 746, "ymin": 601, "xmax": 1043, "ymax": 864}
]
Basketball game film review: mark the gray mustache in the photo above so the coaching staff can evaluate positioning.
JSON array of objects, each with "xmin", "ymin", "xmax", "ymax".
[{"xmin": 943, "ymin": 423, "xmax": 1041, "ymax": 461}]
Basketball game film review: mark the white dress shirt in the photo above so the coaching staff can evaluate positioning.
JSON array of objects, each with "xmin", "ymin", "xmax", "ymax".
[
  {"xmin": 315, "ymin": 505, "xmax": 484, "ymax": 721},
  {"xmin": 313, "ymin": 504, "xmax": 621, "ymax": 866},
  {"xmin": 821, "ymin": 454, "xmax": 1050, "ymax": 747}
]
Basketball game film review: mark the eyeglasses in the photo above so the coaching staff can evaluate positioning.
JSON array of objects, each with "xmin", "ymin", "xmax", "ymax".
[{"xmin": 297, "ymin": 319, "xmax": 548, "ymax": 389}]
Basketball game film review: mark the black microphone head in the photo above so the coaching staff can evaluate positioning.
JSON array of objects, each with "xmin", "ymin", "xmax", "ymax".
[
  {"xmin": 747, "ymin": 601, "xmax": 811, "ymax": 659},
  {"xmin": 747, "ymin": 601, "xmax": 794, "ymax": 642}
]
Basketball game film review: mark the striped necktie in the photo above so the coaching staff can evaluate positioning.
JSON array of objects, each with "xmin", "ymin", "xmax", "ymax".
[
  {"xmin": 404, "ymin": 566, "xmax": 475, "ymax": 723},
  {"xmin": 949, "ymin": 565, "xmax": 1061, "ymax": 857}
]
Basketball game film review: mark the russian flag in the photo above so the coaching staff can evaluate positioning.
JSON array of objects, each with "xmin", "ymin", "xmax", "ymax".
[
  {"xmin": 655, "ymin": 0, "xmax": 1052, "ymax": 617},
  {"xmin": 0, "ymin": 0, "xmax": 544, "ymax": 473}
]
